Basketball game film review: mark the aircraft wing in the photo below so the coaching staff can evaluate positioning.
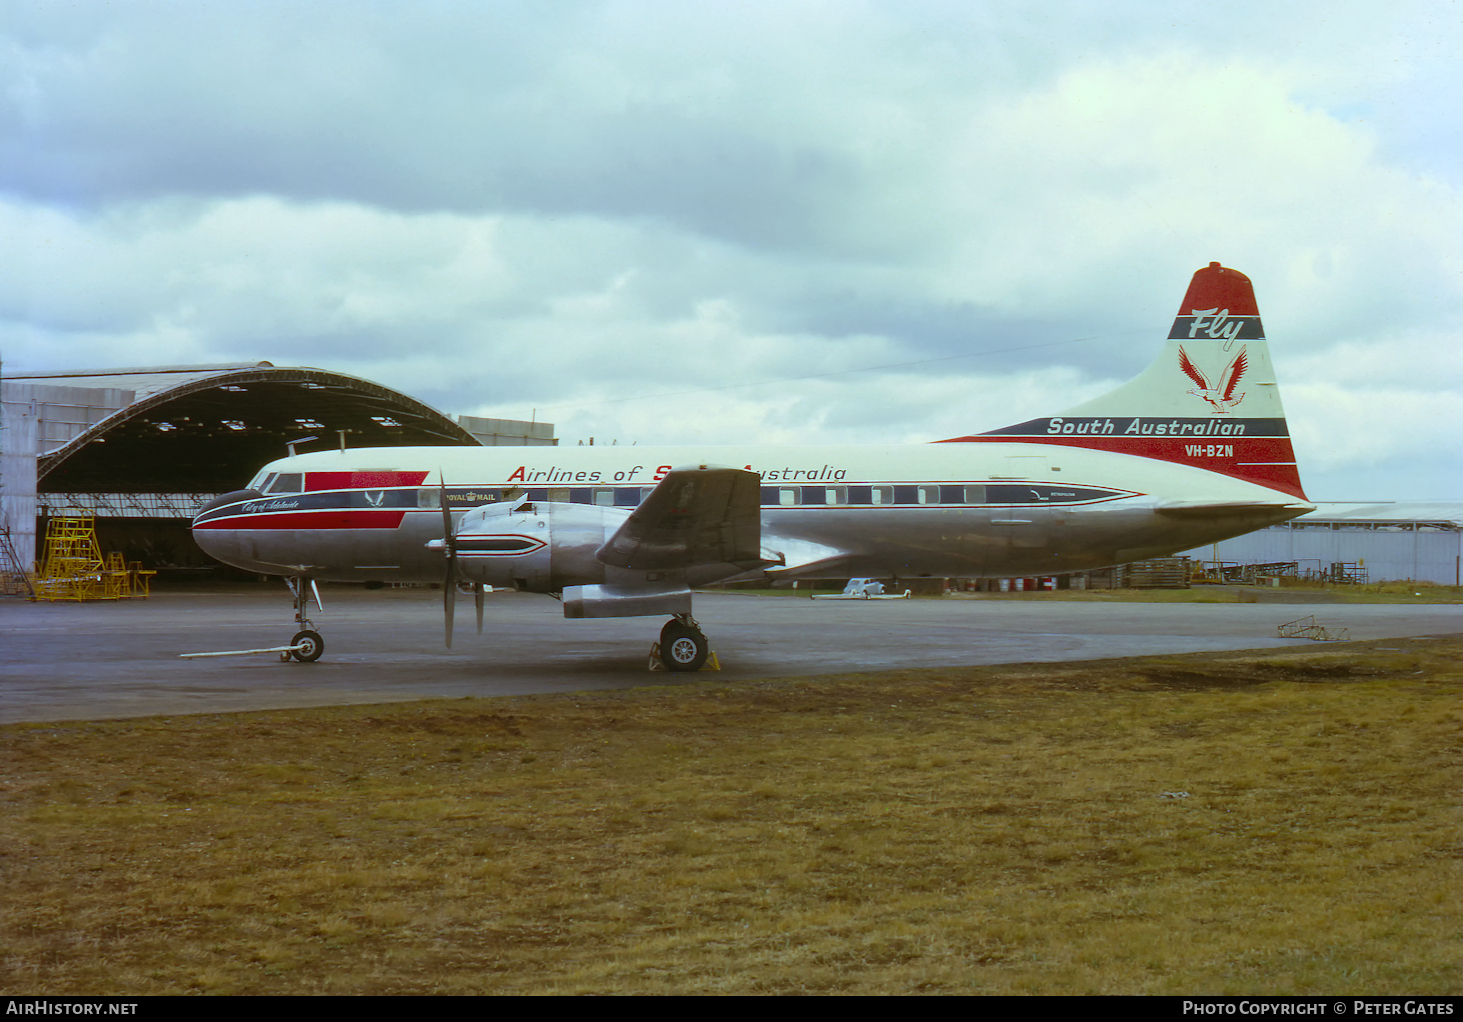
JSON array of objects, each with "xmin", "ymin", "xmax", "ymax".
[{"xmin": 596, "ymin": 465, "xmax": 770, "ymax": 571}]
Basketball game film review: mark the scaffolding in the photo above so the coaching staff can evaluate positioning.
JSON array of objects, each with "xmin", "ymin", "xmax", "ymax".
[
  {"xmin": 33, "ymin": 511, "xmax": 107, "ymax": 600},
  {"xmin": 1192, "ymin": 560, "xmax": 1299, "ymax": 585},
  {"xmin": 30, "ymin": 511, "xmax": 152, "ymax": 601},
  {"xmin": 0, "ymin": 515, "xmax": 35, "ymax": 598},
  {"xmin": 127, "ymin": 558, "xmax": 157, "ymax": 597},
  {"xmin": 1327, "ymin": 561, "xmax": 1370, "ymax": 585}
]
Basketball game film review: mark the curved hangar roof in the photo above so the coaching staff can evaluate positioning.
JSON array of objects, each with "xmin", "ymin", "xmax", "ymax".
[{"xmin": 10, "ymin": 362, "xmax": 479, "ymax": 494}]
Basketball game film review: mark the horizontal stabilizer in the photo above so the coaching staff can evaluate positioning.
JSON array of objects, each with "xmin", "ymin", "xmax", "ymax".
[{"xmin": 1155, "ymin": 500, "xmax": 1314, "ymax": 519}]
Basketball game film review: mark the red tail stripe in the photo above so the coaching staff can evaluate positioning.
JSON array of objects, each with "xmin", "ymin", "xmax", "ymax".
[{"xmin": 940, "ymin": 434, "xmax": 1306, "ymax": 499}]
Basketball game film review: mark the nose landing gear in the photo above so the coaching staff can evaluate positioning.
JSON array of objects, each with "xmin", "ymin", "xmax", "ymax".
[
  {"xmin": 284, "ymin": 577, "xmax": 326, "ymax": 662},
  {"xmin": 178, "ymin": 576, "xmax": 327, "ymax": 662}
]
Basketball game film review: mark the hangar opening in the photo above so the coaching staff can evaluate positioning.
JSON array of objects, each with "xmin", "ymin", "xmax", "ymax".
[{"xmin": 1, "ymin": 363, "xmax": 554, "ymax": 576}]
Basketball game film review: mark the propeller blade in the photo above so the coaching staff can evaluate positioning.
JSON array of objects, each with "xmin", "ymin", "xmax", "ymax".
[
  {"xmin": 475, "ymin": 583, "xmax": 485, "ymax": 634},
  {"xmin": 440, "ymin": 471, "xmax": 455, "ymax": 649},
  {"xmin": 444, "ymin": 557, "xmax": 456, "ymax": 649}
]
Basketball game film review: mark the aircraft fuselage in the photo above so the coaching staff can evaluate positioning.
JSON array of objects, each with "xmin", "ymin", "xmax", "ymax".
[{"xmin": 193, "ymin": 440, "xmax": 1305, "ymax": 587}]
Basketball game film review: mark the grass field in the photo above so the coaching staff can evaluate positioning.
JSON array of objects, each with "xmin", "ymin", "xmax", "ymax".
[{"xmin": 3, "ymin": 636, "xmax": 1460, "ymax": 994}]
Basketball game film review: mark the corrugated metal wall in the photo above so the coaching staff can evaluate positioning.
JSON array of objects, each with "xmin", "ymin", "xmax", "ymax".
[
  {"xmin": 1181, "ymin": 525, "xmax": 1461, "ymax": 584},
  {"xmin": 3, "ymin": 382, "xmax": 133, "ymax": 569}
]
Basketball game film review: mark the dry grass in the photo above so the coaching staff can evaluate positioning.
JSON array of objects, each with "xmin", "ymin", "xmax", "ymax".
[{"xmin": 2, "ymin": 637, "xmax": 1460, "ymax": 994}]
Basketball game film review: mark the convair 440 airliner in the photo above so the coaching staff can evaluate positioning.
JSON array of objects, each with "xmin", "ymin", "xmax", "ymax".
[{"xmin": 193, "ymin": 262, "xmax": 1312, "ymax": 670}]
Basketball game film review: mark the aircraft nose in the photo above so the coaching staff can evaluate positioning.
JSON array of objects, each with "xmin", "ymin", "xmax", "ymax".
[
  {"xmin": 196, "ymin": 489, "xmax": 262, "ymax": 519},
  {"xmin": 191, "ymin": 489, "xmax": 263, "ymax": 568},
  {"xmin": 191, "ymin": 518, "xmax": 246, "ymax": 566}
]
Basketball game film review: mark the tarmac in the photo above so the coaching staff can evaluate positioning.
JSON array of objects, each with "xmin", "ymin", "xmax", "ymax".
[{"xmin": 2, "ymin": 584, "xmax": 1458, "ymax": 724}]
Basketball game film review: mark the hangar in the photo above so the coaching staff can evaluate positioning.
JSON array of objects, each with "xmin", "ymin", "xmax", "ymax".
[
  {"xmin": 1, "ymin": 363, "xmax": 554, "ymax": 574},
  {"xmin": 1180, "ymin": 502, "xmax": 1462, "ymax": 586}
]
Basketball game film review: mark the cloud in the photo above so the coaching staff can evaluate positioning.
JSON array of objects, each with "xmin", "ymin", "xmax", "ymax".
[{"xmin": 0, "ymin": 2, "xmax": 1459, "ymax": 501}]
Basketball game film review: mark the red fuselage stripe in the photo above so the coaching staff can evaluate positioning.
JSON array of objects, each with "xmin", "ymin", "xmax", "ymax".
[{"xmin": 193, "ymin": 510, "xmax": 409, "ymax": 530}]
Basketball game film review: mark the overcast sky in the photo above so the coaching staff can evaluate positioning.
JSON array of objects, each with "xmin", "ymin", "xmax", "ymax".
[{"xmin": 2, "ymin": 0, "xmax": 1460, "ymax": 500}]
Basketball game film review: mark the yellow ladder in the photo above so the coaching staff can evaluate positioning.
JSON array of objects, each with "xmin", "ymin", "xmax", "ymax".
[{"xmin": 33, "ymin": 512, "xmax": 112, "ymax": 601}]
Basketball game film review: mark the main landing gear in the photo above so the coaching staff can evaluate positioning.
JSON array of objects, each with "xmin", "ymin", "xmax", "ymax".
[
  {"xmin": 658, "ymin": 614, "xmax": 710, "ymax": 672},
  {"xmin": 284, "ymin": 576, "xmax": 325, "ymax": 663}
]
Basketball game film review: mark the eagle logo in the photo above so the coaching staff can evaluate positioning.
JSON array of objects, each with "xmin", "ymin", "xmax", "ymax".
[{"xmin": 1178, "ymin": 345, "xmax": 1247, "ymax": 413}]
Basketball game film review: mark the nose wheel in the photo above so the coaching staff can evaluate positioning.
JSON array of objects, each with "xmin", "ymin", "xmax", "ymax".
[
  {"xmin": 659, "ymin": 616, "xmax": 709, "ymax": 672},
  {"xmin": 289, "ymin": 629, "xmax": 325, "ymax": 662}
]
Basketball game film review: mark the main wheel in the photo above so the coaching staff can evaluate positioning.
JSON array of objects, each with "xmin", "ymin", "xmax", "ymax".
[
  {"xmin": 290, "ymin": 629, "xmax": 325, "ymax": 662},
  {"xmin": 659, "ymin": 620, "xmax": 708, "ymax": 672}
]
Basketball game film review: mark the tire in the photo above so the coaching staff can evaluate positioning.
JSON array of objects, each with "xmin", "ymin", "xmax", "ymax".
[
  {"xmin": 659, "ymin": 620, "xmax": 708, "ymax": 672},
  {"xmin": 290, "ymin": 629, "xmax": 325, "ymax": 662}
]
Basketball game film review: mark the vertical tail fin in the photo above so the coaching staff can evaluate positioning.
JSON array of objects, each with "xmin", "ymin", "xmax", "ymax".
[{"xmin": 941, "ymin": 262, "xmax": 1305, "ymax": 499}]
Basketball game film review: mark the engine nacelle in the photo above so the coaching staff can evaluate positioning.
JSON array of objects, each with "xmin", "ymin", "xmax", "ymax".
[
  {"xmin": 451, "ymin": 500, "xmax": 631, "ymax": 592},
  {"xmin": 561, "ymin": 583, "xmax": 693, "ymax": 618}
]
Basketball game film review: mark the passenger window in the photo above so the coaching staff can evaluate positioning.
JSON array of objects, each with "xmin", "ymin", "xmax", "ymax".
[
  {"xmin": 825, "ymin": 487, "xmax": 847, "ymax": 505},
  {"xmin": 779, "ymin": 488, "xmax": 798, "ymax": 506},
  {"xmin": 870, "ymin": 486, "xmax": 893, "ymax": 506},
  {"xmin": 418, "ymin": 488, "xmax": 442, "ymax": 510},
  {"xmin": 964, "ymin": 485, "xmax": 987, "ymax": 504},
  {"xmin": 594, "ymin": 489, "xmax": 614, "ymax": 506}
]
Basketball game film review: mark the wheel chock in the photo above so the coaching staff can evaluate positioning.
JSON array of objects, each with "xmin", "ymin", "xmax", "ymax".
[{"xmin": 647, "ymin": 643, "xmax": 720, "ymax": 672}]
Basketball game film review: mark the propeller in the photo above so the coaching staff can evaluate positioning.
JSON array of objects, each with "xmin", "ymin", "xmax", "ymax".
[
  {"xmin": 440, "ymin": 471, "xmax": 456, "ymax": 648},
  {"xmin": 438, "ymin": 471, "xmax": 487, "ymax": 648}
]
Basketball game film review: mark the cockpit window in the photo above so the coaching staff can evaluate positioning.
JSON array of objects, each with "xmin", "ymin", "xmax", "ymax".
[
  {"xmin": 249, "ymin": 471, "xmax": 274, "ymax": 491},
  {"xmin": 267, "ymin": 473, "xmax": 303, "ymax": 494}
]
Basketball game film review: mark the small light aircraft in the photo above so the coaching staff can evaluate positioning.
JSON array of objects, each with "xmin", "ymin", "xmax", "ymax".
[{"xmin": 192, "ymin": 262, "xmax": 1311, "ymax": 670}]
